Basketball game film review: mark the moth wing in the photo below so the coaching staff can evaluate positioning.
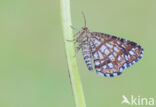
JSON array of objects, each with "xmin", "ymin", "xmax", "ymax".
[{"xmin": 89, "ymin": 32, "xmax": 143, "ymax": 77}]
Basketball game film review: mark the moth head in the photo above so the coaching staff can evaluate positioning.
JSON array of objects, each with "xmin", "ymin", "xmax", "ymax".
[
  {"xmin": 75, "ymin": 12, "xmax": 89, "ymax": 42},
  {"xmin": 80, "ymin": 27, "xmax": 89, "ymax": 33},
  {"xmin": 82, "ymin": 27, "xmax": 88, "ymax": 31}
]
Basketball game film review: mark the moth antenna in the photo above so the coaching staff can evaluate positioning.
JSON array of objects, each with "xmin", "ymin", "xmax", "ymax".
[{"xmin": 81, "ymin": 11, "xmax": 86, "ymax": 27}]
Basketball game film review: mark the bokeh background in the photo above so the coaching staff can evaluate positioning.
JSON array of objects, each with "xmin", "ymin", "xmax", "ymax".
[{"xmin": 0, "ymin": 0, "xmax": 156, "ymax": 107}]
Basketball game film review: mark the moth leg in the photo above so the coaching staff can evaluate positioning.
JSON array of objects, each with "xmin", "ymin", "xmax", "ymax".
[
  {"xmin": 66, "ymin": 31, "xmax": 79, "ymax": 42},
  {"xmin": 66, "ymin": 39, "xmax": 78, "ymax": 45},
  {"xmin": 70, "ymin": 25, "xmax": 79, "ymax": 31},
  {"xmin": 74, "ymin": 44, "xmax": 82, "ymax": 57},
  {"xmin": 70, "ymin": 25, "xmax": 80, "ymax": 38},
  {"xmin": 66, "ymin": 39, "xmax": 76, "ymax": 42},
  {"xmin": 73, "ymin": 31, "xmax": 80, "ymax": 39}
]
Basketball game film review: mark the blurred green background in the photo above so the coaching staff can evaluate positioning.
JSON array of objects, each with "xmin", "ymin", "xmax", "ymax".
[{"xmin": 0, "ymin": 0, "xmax": 156, "ymax": 107}]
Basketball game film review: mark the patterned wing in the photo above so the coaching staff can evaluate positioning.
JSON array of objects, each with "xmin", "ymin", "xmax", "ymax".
[{"xmin": 89, "ymin": 32, "xmax": 144, "ymax": 77}]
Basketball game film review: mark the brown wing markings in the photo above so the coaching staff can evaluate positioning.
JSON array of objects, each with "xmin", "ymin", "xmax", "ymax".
[
  {"xmin": 90, "ymin": 32, "xmax": 143, "ymax": 76},
  {"xmin": 94, "ymin": 39, "xmax": 122, "ymax": 74}
]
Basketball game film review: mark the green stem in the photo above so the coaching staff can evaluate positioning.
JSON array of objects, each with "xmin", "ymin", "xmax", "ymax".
[{"xmin": 60, "ymin": 0, "xmax": 86, "ymax": 107}]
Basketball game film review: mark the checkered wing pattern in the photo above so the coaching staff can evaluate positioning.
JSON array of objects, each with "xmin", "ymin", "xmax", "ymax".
[{"xmin": 90, "ymin": 32, "xmax": 143, "ymax": 77}]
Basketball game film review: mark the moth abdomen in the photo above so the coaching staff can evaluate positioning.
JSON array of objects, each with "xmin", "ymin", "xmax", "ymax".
[{"xmin": 82, "ymin": 43, "xmax": 93, "ymax": 71}]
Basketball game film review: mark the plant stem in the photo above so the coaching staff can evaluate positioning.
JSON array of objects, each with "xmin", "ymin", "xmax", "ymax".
[{"xmin": 60, "ymin": 0, "xmax": 86, "ymax": 107}]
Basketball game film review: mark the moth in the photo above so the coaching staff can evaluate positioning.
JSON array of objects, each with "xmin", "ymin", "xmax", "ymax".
[{"xmin": 72, "ymin": 13, "xmax": 143, "ymax": 77}]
